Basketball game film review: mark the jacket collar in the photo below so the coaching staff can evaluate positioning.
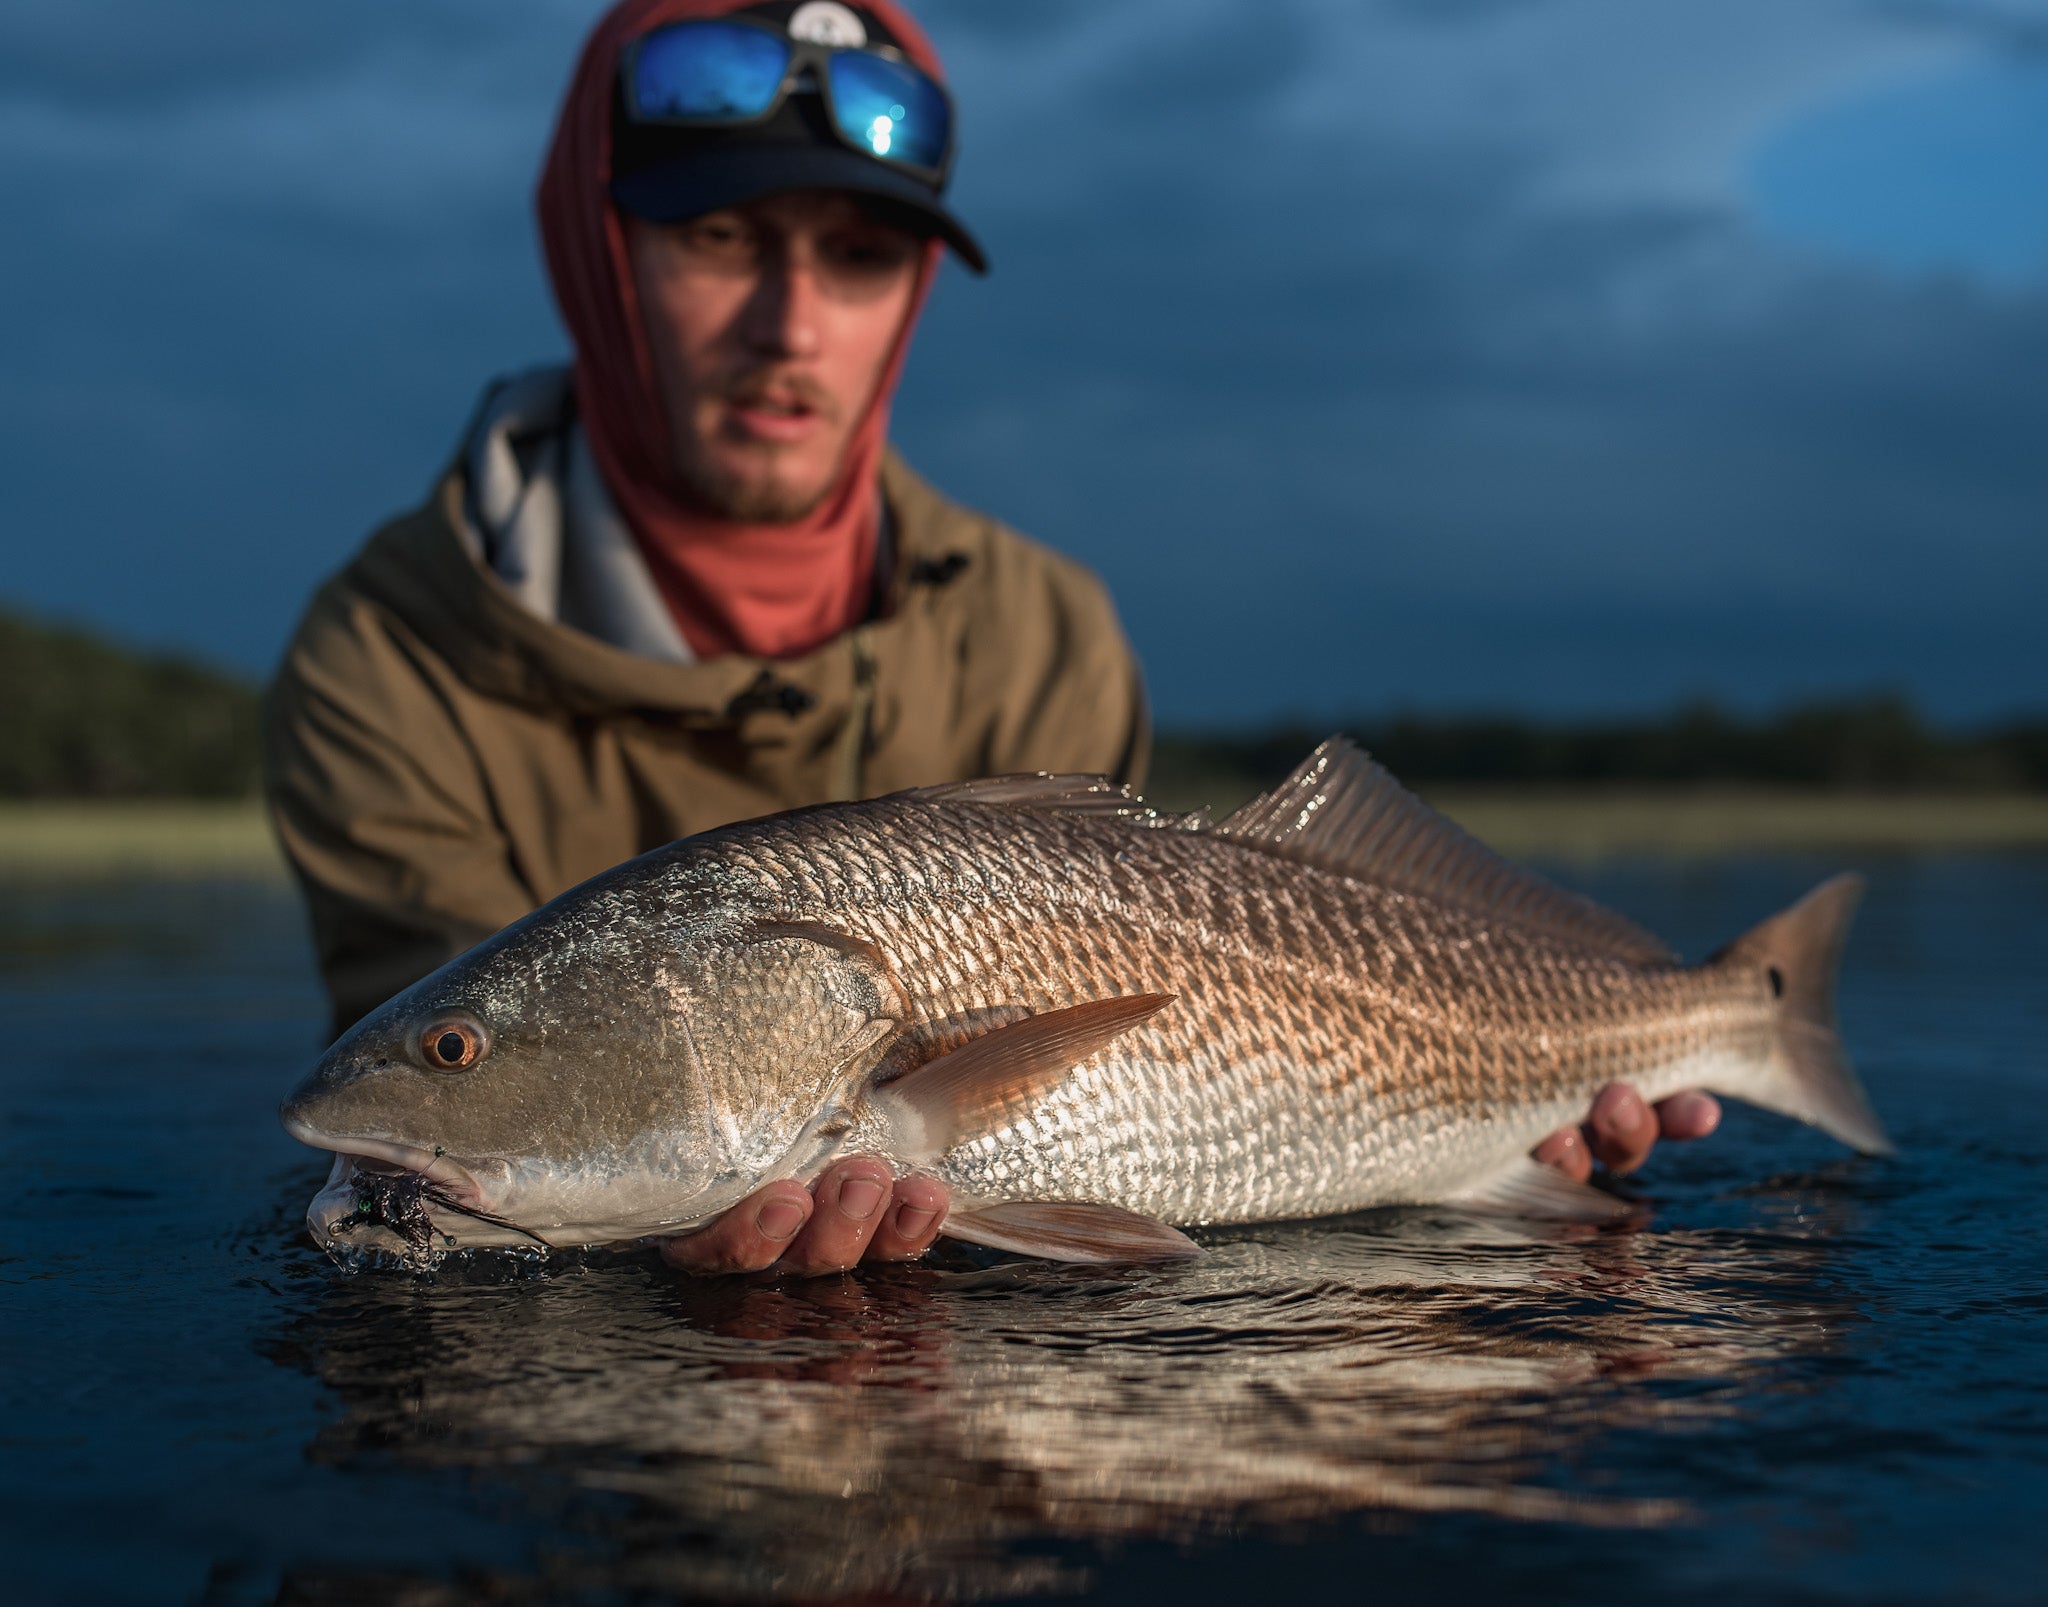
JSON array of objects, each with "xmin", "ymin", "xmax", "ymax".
[{"xmin": 349, "ymin": 386, "xmax": 981, "ymax": 727}]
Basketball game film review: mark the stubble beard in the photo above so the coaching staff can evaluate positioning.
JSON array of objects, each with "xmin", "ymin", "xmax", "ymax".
[
  {"xmin": 672, "ymin": 376, "xmax": 851, "ymax": 524},
  {"xmin": 674, "ymin": 441, "xmax": 839, "ymax": 524}
]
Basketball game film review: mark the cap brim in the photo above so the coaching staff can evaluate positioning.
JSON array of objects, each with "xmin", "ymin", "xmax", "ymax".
[{"xmin": 610, "ymin": 144, "xmax": 987, "ymax": 275}]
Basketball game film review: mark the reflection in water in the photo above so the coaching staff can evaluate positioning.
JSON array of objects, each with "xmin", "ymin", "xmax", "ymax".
[
  {"xmin": 7, "ymin": 864, "xmax": 2031, "ymax": 1604},
  {"xmin": 266, "ymin": 1188, "xmax": 1868, "ymax": 1603}
]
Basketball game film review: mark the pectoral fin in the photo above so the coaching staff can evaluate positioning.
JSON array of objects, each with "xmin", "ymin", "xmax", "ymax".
[
  {"xmin": 1444, "ymin": 1157, "xmax": 1645, "ymax": 1225},
  {"xmin": 876, "ymin": 993, "xmax": 1174, "ymax": 1158},
  {"xmin": 945, "ymin": 1199, "xmax": 1201, "ymax": 1263}
]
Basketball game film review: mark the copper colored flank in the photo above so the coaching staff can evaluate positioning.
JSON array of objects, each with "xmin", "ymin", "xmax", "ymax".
[{"xmin": 281, "ymin": 741, "xmax": 1889, "ymax": 1267}]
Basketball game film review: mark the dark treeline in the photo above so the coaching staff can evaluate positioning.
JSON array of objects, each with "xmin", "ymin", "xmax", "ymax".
[
  {"xmin": 1157, "ymin": 696, "xmax": 2048, "ymax": 795},
  {"xmin": 0, "ymin": 606, "xmax": 261, "ymax": 799},
  {"xmin": 3, "ymin": 601, "xmax": 2044, "ymax": 798}
]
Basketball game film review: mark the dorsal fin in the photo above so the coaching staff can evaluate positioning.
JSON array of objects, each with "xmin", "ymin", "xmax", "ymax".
[
  {"xmin": 1214, "ymin": 739, "xmax": 1677, "ymax": 965},
  {"xmin": 907, "ymin": 773, "xmax": 1206, "ymax": 828},
  {"xmin": 911, "ymin": 773, "xmax": 1140, "ymax": 812}
]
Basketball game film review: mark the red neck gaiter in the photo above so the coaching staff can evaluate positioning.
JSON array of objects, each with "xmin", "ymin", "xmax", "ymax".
[{"xmin": 535, "ymin": 0, "xmax": 944, "ymax": 661}]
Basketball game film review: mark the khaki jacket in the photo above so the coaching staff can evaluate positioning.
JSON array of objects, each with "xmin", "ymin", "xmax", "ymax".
[{"xmin": 266, "ymin": 448, "xmax": 1147, "ymax": 1034}]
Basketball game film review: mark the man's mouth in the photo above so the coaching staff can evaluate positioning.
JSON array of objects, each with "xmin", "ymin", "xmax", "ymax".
[{"xmin": 724, "ymin": 388, "xmax": 828, "ymax": 445}]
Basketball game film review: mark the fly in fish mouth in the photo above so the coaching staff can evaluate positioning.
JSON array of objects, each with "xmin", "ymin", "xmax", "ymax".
[
  {"xmin": 308, "ymin": 1155, "xmax": 549, "ymax": 1269},
  {"xmin": 326, "ymin": 1160, "xmax": 447, "ymax": 1263}
]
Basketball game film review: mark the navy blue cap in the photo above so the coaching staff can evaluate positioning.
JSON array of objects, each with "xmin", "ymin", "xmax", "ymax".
[
  {"xmin": 611, "ymin": 143, "xmax": 987, "ymax": 274},
  {"xmin": 608, "ymin": 3, "xmax": 987, "ymax": 274}
]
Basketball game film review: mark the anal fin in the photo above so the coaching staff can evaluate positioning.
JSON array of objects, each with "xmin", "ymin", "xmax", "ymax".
[
  {"xmin": 945, "ymin": 1200, "xmax": 1201, "ymax": 1264},
  {"xmin": 1444, "ymin": 1158, "xmax": 1645, "ymax": 1225}
]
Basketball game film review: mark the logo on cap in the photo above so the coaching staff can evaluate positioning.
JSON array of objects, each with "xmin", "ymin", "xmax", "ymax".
[{"xmin": 788, "ymin": 2, "xmax": 868, "ymax": 47}]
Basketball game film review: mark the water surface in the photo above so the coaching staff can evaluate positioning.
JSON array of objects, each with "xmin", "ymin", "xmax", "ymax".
[{"xmin": 3, "ymin": 858, "xmax": 2043, "ymax": 1603}]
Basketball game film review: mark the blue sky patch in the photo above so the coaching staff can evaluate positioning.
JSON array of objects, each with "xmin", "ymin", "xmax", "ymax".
[{"xmin": 1753, "ymin": 55, "xmax": 2048, "ymax": 286}]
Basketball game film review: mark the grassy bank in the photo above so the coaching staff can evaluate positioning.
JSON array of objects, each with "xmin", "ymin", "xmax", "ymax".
[
  {"xmin": 1427, "ymin": 789, "xmax": 2048, "ymax": 859},
  {"xmin": 3, "ymin": 792, "xmax": 2047, "ymax": 879},
  {"xmin": 0, "ymin": 801, "xmax": 284, "ymax": 878}
]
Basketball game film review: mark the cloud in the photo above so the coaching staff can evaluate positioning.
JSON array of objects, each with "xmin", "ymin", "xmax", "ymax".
[
  {"xmin": 1870, "ymin": 0, "xmax": 2048, "ymax": 53},
  {"xmin": 1752, "ymin": 51, "xmax": 2048, "ymax": 284},
  {"xmin": 930, "ymin": 0, "xmax": 1976, "ymax": 210},
  {"xmin": 0, "ymin": 2, "xmax": 583, "ymax": 230},
  {"xmin": 899, "ymin": 0, "xmax": 2048, "ymax": 719},
  {"xmin": 0, "ymin": 0, "xmax": 2042, "ymax": 724}
]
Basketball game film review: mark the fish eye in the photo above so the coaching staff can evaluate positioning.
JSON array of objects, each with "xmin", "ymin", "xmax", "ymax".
[{"xmin": 417, "ymin": 1013, "xmax": 489, "ymax": 1073}]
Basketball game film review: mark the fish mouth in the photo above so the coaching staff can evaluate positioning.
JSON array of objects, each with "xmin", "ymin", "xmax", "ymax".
[
  {"xmin": 281, "ymin": 1113, "xmax": 483, "ymax": 1204},
  {"xmin": 302, "ymin": 1152, "xmax": 546, "ymax": 1262},
  {"xmin": 285, "ymin": 1115, "xmax": 544, "ymax": 1259}
]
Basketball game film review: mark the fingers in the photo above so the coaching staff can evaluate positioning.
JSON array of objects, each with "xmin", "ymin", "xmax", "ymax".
[
  {"xmin": 1531, "ymin": 1084, "xmax": 1723, "ymax": 1180},
  {"xmin": 1585, "ymin": 1082, "xmax": 1660, "ymax": 1174},
  {"xmin": 773, "ymin": 1157, "xmax": 896, "ymax": 1276},
  {"xmin": 1655, "ymin": 1089, "xmax": 1722, "ymax": 1141},
  {"xmin": 864, "ymin": 1173, "xmax": 950, "ymax": 1262},
  {"xmin": 658, "ymin": 1179, "xmax": 813, "ymax": 1274},
  {"xmin": 1530, "ymin": 1124, "xmax": 1594, "ymax": 1182},
  {"xmin": 657, "ymin": 1160, "xmax": 949, "ymax": 1279}
]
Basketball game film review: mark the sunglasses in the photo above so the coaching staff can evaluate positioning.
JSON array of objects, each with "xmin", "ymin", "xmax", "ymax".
[{"xmin": 621, "ymin": 18, "xmax": 956, "ymax": 185}]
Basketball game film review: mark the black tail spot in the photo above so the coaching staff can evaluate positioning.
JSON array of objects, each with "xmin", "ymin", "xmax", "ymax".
[{"xmin": 1767, "ymin": 965, "xmax": 1785, "ymax": 999}]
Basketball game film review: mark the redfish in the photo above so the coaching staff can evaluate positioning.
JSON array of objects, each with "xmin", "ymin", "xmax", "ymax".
[{"xmin": 282, "ymin": 741, "xmax": 1888, "ymax": 1265}]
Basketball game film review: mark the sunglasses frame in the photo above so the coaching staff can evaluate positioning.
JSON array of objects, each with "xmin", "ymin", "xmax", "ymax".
[{"xmin": 620, "ymin": 17, "xmax": 957, "ymax": 188}]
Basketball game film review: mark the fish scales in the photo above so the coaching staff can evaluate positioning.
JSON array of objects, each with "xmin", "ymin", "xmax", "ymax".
[
  {"xmin": 715, "ymin": 796, "xmax": 1764, "ymax": 1223},
  {"xmin": 282, "ymin": 740, "xmax": 1886, "ymax": 1264}
]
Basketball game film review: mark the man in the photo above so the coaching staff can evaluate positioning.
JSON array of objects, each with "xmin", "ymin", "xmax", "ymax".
[{"xmin": 266, "ymin": 0, "xmax": 1715, "ymax": 1278}]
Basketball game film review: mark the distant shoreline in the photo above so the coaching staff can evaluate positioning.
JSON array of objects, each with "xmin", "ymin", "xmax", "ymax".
[
  {"xmin": 0, "ymin": 802, "xmax": 283, "ymax": 878},
  {"xmin": 1148, "ymin": 776, "xmax": 2048, "ymax": 856},
  {"xmin": 1427, "ymin": 788, "xmax": 2048, "ymax": 858},
  {"xmin": 2, "ymin": 791, "xmax": 2045, "ymax": 878}
]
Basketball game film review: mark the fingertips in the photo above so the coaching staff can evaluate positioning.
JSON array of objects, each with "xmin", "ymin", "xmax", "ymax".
[
  {"xmin": 1587, "ymin": 1082, "xmax": 1658, "ymax": 1174},
  {"xmin": 755, "ymin": 1194, "xmax": 811, "ymax": 1243},
  {"xmin": 1655, "ymin": 1090, "xmax": 1723, "ymax": 1141},
  {"xmin": 866, "ymin": 1175, "xmax": 950, "ymax": 1262},
  {"xmin": 780, "ymin": 1158, "xmax": 895, "ymax": 1274},
  {"xmin": 1531, "ymin": 1126, "xmax": 1594, "ymax": 1183},
  {"xmin": 659, "ymin": 1182, "xmax": 814, "ymax": 1274}
]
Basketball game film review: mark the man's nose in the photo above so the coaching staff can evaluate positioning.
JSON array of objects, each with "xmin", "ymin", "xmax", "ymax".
[{"xmin": 741, "ymin": 250, "xmax": 824, "ymax": 359}]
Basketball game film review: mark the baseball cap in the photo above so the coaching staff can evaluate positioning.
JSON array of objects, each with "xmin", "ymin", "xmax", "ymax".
[{"xmin": 608, "ymin": 1, "xmax": 988, "ymax": 273}]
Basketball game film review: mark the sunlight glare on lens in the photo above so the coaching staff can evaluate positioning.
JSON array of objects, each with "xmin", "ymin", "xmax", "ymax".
[{"xmin": 868, "ymin": 114, "xmax": 893, "ymax": 155}]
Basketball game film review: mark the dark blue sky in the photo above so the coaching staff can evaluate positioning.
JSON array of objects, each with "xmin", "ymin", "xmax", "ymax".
[{"xmin": 4, "ymin": 0, "xmax": 2044, "ymax": 725}]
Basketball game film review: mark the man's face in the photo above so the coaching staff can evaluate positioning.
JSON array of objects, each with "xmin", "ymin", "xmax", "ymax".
[{"xmin": 625, "ymin": 189, "xmax": 923, "ymax": 524}]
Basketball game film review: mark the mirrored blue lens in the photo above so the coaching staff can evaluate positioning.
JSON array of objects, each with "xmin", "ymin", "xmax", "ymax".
[
  {"xmin": 630, "ymin": 22, "xmax": 788, "ymax": 120},
  {"xmin": 826, "ymin": 52, "xmax": 951, "ymax": 173}
]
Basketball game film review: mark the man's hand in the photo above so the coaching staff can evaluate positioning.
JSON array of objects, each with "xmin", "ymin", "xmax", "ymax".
[
  {"xmin": 657, "ymin": 1157, "xmax": 950, "ymax": 1276},
  {"xmin": 1532, "ymin": 1083, "xmax": 1722, "ymax": 1181},
  {"xmin": 659, "ymin": 1084, "xmax": 1714, "ymax": 1274}
]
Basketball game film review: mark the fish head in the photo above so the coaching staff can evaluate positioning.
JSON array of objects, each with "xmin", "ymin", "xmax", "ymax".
[{"xmin": 281, "ymin": 868, "xmax": 908, "ymax": 1255}]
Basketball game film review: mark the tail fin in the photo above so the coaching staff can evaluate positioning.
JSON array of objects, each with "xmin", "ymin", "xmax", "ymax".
[{"xmin": 1711, "ymin": 872, "xmax": 1893, "ymax": 1156}]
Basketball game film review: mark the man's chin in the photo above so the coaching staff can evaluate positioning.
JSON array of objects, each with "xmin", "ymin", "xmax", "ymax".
[{"xmin": 682, "ymin": 451, "xmax": 837, "ymax": 525}]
